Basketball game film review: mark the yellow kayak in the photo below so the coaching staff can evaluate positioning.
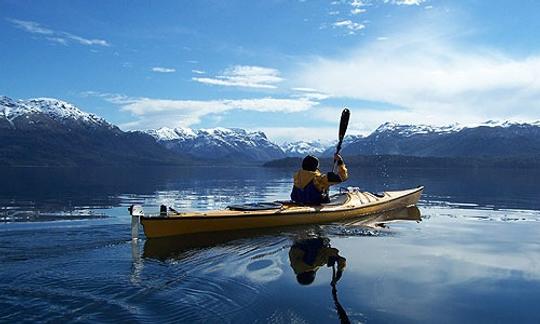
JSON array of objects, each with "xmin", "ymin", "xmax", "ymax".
[{"xmin": 131, "ymin": 186, "xmax": 423, "ymax": 238}]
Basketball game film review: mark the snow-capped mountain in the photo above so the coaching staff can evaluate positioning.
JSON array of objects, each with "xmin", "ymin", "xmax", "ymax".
[
  {"xmin": 146, "ymin": 126, "xmax": 285, "ymax": 161},
  {"xmin": 281, "ymin": 140, "xmax": 331, "ymax": 157},
  {"xmin": 372, "ymin": 120, "xmax": 540, "ymax": 138},
  {"xmin": 372, "ymin": 122, "xmax": 462, "ymax": 137},
  {"xmin": 285, "ymin": 134, "xmax": 364, "ymax": 157},
  {"xmin": 0, "ymin": 96, "xmax": 188, "ymax": 166},
  {"xmin": 342, "ymin": 120, "xmax": 540, "ymax": 158},
  {"xmin": 0, "ymin": 96, "xmax": 112, "ymax": 130}
]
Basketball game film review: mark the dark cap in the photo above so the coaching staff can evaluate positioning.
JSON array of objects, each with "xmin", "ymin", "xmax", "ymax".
[{"xmin": 302, "ymin": 155, "xmax": 319, "ymax": 172}]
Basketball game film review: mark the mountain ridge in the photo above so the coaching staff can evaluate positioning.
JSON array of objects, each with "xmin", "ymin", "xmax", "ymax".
[
  {"xmin": 0, "ymin": 96, "xmax": 189, "ymax": 166},
  {"xmin": 2, "ymin": 95, "xmax": 540, "ymax": 166},
  {"xmin": 145, "ymin": 126, "xmax": 285, "ymax": 161}
]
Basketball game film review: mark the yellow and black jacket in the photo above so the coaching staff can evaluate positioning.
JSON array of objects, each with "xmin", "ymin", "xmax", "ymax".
[{"xmin": 291, "ymin": 162, "xmax": 348, "ymax": 205}]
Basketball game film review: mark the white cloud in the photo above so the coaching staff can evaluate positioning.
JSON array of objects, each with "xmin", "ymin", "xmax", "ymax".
[
  {"xmin": 333, "ymin": 20, "xmax": 365, "ymax": 33},
  {"xmin": 7, "ymin": 18, "xmax": 110, "ymax": 47},
  {"xmin": 63, "ymin": 33, "xmax": 109, "ymax": 46},
  {"xmin": 393, "ymin": 0, "xmax": 426, "ymax": 5},
  {"xmin": 8, "ymin": 19, "xmax": 54, "ymax": 35},
  {"xmin": 351, "ymin": 0, "xmax": 368, "ymax": 7},
  {"xmin": 191, "ymin": 69, "xmax": 205, "ymax": 74},
  {"xmin": 193, "ymin": 65, "xmax": 283, "ymax": 89},
  {"xmin": 291, "ymin": 87, "xmax": 331, "ymax": 100},
  {"xmin": 84, "ymin": 91, "xmax": 318, "ymax": 130},
  {"xmin": 151, "ymin": 67, "xmax": 176, "ymax": 73},
  {"xmin": 46, "ymin": 37, "xmax": 68, "ymax": 45},
  {"xmin": 292, "ymin": 87, "xmax": 319, "ymax": 92},
  {"xmin": 295, "ymin": 27, "xmax": 540, "ymax": 131},
  {"xmin": 351, "ymin": 8, "xmax": 367, "ymax": 14}
]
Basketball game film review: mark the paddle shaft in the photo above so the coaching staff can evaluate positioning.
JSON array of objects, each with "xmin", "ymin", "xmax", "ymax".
[{"xmin": 333, "ymin": 108, "xmax": 350, "ymax": 172}]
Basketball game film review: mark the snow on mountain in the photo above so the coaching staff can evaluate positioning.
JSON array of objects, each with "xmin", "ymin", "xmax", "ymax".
[
  {"xmin": 0, "ymin": 96, "xmax": 190, "ymax": 166},
  {"xmin": 145, "ymin": 126, "xmax": 285, "ymax": 161},
  {"xmin": 282, "ymin": 140, "xmax": 330, "ymax": 157},
  {"xmin": 373, "ymin": 122, "xmax": 462, "ymax": 137},
  {"xmin": 470, "ymin": 119, "xmax": 540, "ymax": 129},
  {"xmin": 0, "ymin": 96, "xmax": 111, "ymax": 128},
  {"xmin": 145, "ymin": 127, "xmax": 197, "ymax": 141},
  {"xmin": 342, "ymin": 120, "xmax": 540, "ymax": 158},
  {"xmin": 373, "ymin": 120, "xmax": 540, "ymax": 138}
]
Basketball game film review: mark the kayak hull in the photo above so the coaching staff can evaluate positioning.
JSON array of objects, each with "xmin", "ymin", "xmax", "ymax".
[{"xmin": 140, "ymin": 186, "xmax": 423, "ymax": 238}]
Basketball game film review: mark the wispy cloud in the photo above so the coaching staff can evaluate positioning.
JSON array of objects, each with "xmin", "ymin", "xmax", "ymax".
[
  {"xmin": 296, "ymin": 23, "xmax": 540, "ymax": 131},
  {"xmin": 83, "ymin": 91, "xmax": 317, "ymax": 130},
  {"xmin": 390, "ymin": 0, "xmax": 426, "ymax": 5},
  {"xmin": 151, "ymin": 67, "xmax": 176, "ymax": 73},
  {"xmin": 351, "ymin": 8, "xmax": 367, "ymax": 14},
  {"xmin": 291, "ymin": 87, "xmax": 331, "ymax": 100},
  {"xmin": 7, "ymin": 18, "xmax": 110, "ymax": 47},
  {"xmin": 193, "ymin": 65, "xmax": 283, "ymax": 89},
  {"xmin": 191, "ymin": 69, "xmax": 205, "ymax": 74},
  {"xmin": 351, "ymin": 0, "xmax": 368, "ymax": 6},
  {"xmin": 350, "ymin": 0, "xmax": 368, "ymax": 14},
  {"xmin": 9, "ymin": 19, "xmax": 54, "ymax": 35},
  {"xmin": 333, "ymin": 20, "xmax": 365, "ymax": 34}
]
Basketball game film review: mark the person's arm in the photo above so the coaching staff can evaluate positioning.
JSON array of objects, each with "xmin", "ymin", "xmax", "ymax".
[
  {"xmin": 313, "ymin": 155, "xmax": 348, "ymax": 191},
  {"xmin": 326, "ymin": 154, "xmax": 348, "ymax": 184},
  {"xmin": 325, "ymin": 248, "xmax": 346, "ymax": 284}
]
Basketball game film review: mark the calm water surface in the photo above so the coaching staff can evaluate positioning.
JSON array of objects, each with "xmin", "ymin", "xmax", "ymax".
[{"xmin": 1, "ymin": 166, "xmax": 540, "ymax": 323}]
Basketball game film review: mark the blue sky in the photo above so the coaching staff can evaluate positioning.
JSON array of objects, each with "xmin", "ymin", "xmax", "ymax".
[{"xmin": 1, "ymin": 0, "xmax": 540, "ymax": 142}]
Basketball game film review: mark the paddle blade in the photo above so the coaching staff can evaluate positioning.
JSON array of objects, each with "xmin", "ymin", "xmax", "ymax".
[
  {"xmin": 334, "ymin": 108, "xmax": 350, "ymax": 156},
  {"xmin": 338, "ymin": 108, "xmax": 350, "ymax": 141}
]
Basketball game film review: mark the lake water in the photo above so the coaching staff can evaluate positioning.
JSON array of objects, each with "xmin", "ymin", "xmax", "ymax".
[{"xmin": 1, "ymin": 166, "xmax": 540, "ymax": 323}]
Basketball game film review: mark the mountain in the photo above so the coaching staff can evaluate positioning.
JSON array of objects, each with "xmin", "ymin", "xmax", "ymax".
[
  {"xmin": 281, "ymin": 140, "xmax": 330, "ymax": 157},
  {"xmin": 339, "ymin": 121, "xmax": 540, "ymax": 158},
  {"xmin": 0, "ymin": 96, "xmax": 189, "ymax": 166},
  {"xmin": 145, "ymin": 127, "xmax": 285, "ymax": 161},
  {"xmin": 286, "ymin": 135, "xmax": 363, "ymax": 157}
]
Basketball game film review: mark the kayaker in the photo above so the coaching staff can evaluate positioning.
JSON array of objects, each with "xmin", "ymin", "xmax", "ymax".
[
  {"xmin": 289, "ymin": 237, "xmax": 347, "ymax": 286},
  {"xmin": 291, "ymin": 154, "xmax": 348, "ymax": 205}
]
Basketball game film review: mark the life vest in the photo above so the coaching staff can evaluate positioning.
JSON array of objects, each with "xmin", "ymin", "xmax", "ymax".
[{"xmin": 291, "ymin": 181, "xmax": 328, "ymax": 205}]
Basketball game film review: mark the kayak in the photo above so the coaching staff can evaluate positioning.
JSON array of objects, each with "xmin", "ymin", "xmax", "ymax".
[{"xmin": 131, "ymin": 186, "xmax": 423, "ymax": 238}]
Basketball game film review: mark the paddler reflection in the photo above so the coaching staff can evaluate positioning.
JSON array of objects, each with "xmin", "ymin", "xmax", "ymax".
[
  {"xmin": 289, "ymin": 237, "xmax": 346, "ymax": 285},
  {"xmin": 289, "ymin": 236, "xmax": 351, "ymax": 323}
]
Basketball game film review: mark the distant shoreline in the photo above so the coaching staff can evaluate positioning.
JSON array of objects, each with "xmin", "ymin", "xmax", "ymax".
[
  {"xmin": 1, "ymin": 155, "xmax": 539, "ymax": 169},
  {"xmin": 263, "ymin": 155, "xmax": 540, "ymax": 169}
]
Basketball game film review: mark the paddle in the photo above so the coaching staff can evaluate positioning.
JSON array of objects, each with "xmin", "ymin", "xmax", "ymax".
[{"xmin": 333, "ymin": 108, "xmax": 350, "ymax": 172}]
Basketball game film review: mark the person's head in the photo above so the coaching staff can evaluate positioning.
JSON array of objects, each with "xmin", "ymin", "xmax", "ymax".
[
  {"xmin": 302, "ymin": 155, "xmax": 319, "ymax": 172},
  {"xmin": 296, "ymin": 271, "xmax": 316, "ymax": 285}
]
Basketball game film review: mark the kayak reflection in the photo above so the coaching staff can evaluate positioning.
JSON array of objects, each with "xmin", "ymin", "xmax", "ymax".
[
  {"xmin": 347, "ymin": 205, "xmax": 421, "ymax": 227},
  {"xmin": 142, "ymin": 227, "xmax": 286, "ymax": 261},
  {"xmin": 289, "ymin": 236, "xmax": 350, "ymax": 323}
]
